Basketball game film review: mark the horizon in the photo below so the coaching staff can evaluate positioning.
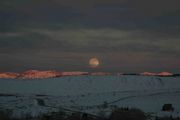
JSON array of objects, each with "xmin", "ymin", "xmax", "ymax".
[{"xmin": 0, "ymin": 69, "xmax": 177, "ymax": 74}]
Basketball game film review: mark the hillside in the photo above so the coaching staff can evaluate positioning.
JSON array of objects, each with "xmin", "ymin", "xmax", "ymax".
[{"xmin": 0, "ymin": 75, "xmax": 180, "ymax": 118}]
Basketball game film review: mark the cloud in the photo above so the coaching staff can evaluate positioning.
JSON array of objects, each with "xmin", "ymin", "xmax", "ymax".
[
  {"xmin": 1, "ymin": 28, "xmax": 180, "ymax": 54},
  {"xmin": 127, "ymin": 0, "xmax": 180, "ymax": 17},
  {"xmin": 0, "ymin": 32, "xmax": 25, "ymax": 37},
  {"xmin": 20, "ymin": 28, "xmax": 179, "ymax": 54},
  {"xmin": 1, "ymin": 0, "xmax": 180, "ymax": 32}
]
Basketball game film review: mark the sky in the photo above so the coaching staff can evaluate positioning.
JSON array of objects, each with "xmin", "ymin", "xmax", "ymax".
[{"xmin": 0, "ymin": 0, "xmax": 180, "ymax": 73}]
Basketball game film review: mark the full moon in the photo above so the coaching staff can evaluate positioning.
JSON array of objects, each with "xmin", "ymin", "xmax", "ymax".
[{"xmin": 89, "ymin": 58, "xmax": 100, "ymax": 67}]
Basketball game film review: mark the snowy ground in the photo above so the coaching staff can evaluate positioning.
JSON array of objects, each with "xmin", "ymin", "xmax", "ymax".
[{"xmin": 0, "ymin": 75, "xmax": 180, "ymax": 118}]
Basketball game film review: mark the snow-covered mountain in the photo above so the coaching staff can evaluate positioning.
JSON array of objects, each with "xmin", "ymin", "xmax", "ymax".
[
  {"xmin": 0, "ymin": 70, "xmax": 174, "ymax": 79},
  {"xmin": 140, "ymin": 72, "xmax": 173, "ymax": 76},
  {"xmin": 18, "ymin": 70, "xmax": 62, "ymax": 79},
  {"xmin": 0, "ymin": 70, "xmax": 89, "ymax": 79},
  {"xmin": 0, "ymin": 75, "xmax": 179, "ymax": 118},
  {"xmin": 0, "ymin": 72, "xmax": 19, "ymax": 79}
]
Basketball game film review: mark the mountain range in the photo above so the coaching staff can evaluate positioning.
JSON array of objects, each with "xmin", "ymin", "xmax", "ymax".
[{"xmin": 0, "ymin": 70, "xmax": 174, "ymax": 79}]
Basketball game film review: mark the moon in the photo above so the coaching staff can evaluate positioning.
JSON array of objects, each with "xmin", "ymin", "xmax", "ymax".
[{"xmin": 89, "ymin": 58, "xmax": 100, "ymax": 67}]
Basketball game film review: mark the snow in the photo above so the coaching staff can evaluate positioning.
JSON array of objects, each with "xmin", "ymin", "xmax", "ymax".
[{"xmin": 0, "ymin": 75, "xmax": 180, "ymax": 118}]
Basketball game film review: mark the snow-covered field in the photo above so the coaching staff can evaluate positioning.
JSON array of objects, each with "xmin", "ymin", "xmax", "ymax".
[{"xmin": 0, "ymin": 75, "xmax": 180, "ymax": 118}]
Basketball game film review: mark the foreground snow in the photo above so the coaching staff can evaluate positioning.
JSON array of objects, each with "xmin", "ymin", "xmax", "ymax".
[{"xmin": 0, "ymin": 75, "xmax": 180, "ymax": 118}]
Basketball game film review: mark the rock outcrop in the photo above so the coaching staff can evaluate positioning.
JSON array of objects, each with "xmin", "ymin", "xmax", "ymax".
[
  {"xmin": 140, "ymin": 72, "xmax": 173, "ymax": 76},
  {"xmin": 18, "ymin": 70, "xmax": 62, "ymax": 79},
  {"xmin": 61, "ymin": 71, "xmax": 89, "ymax": 76},
  {"xmin": 140, "ymin": 72, "xmax": 157, "ymax": 76},
  {"xmin": 0, "ymin": 70, "xmax": 89, "ymax": 79},
  {"xmin": 157, "ymin": 72, "xmax": 173, "ymax": 76},
  {"xmin": 91, "ymin": 72, "xmax": 111, "ymax": 76},
  {"xmin": 0, "ymin": 72, "xmax": 19, "ymax": 79}
]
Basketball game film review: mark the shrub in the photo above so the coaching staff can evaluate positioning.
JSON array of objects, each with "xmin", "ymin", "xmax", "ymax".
[
  {"xmin": 0, "ymin": 110, "xmax": 12, "ymax": 120},
  {"xmin": 66, "ymin": 113, "xmax": 81, "ymax": 120},
  {"xmin": 101, "ymin": 101, "xmax": 108, "ymax": 109},
  {"xmin": 109, "ymin": 108, "xmax": 146, "ymax": 120},
  {"xmin": 155, "ymin": 116, "xmax": 180, "ymax": 120},
  {"xmin": 0, "ymin": 111, "xmax": 9, "ymax": 120},
  {"xmin": 40, "ymin": 111, "xmax": 66, "ymax": 120}
]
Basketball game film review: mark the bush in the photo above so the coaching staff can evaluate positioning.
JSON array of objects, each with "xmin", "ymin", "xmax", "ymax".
[
  {"xmin": 1, "ymin": 108, "xmax": 148, "ymax": 120},
  {"xmin": 40, "ymin": 111, "xmax": 67, "ymax": 120},
  {"xmin": 109, "ymin": 108, "xmax": 146, "ymax": 120},
  {"xmin": 0, "ymin": 110, "xmax": 11, "ymax": 120},
  {"xmin": 0, "ymin": 111, "xmax": 9, "ymax": 120},
  {"xmin": 102, "ymin": 101, "xmax": 108, "ymax": 109},
  {"xmin": 66, "ymin": 113, "xmax": 81, "ymax": 120},
  {"xmin": 155, "ymin": 116, "xmax": 180, "ymax": 120}
]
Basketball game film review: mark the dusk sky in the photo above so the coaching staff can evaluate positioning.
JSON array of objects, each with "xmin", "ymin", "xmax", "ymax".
[{"xmin": 0, "ymin": 0, "xmax": 180, "ymax": 73}]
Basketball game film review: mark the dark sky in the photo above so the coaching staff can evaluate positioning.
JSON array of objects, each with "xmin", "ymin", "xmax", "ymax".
[{"xmin": 0, "ymin": 0, "xmax": 180, "ymax": 73}]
